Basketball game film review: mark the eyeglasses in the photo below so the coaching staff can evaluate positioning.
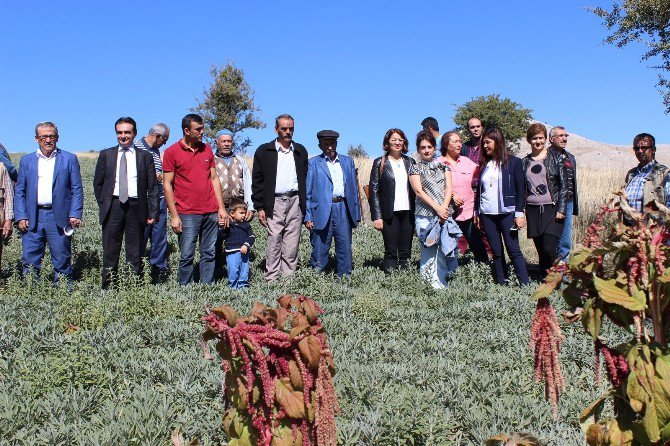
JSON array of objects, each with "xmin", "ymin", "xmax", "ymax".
[
  {"xmin": 156, "ymin": 134, "xmax": 168, "ymax": 140},
  {"xmin": 633, "ymin": 145, "xmax": 654, "ymax": 152},
  {"xmin": 37, "ymin": 135, "xmax": 57, "ymax": 141}
]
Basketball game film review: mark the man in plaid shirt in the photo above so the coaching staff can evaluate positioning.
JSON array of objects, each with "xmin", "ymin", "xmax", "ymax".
[
  {"xmin": 624, "ymin": 133, "xmax": 670, "ymax": 216},
  {"xmin": 0, "ymin": 162, "xmax": 13, "ymax": 238}
]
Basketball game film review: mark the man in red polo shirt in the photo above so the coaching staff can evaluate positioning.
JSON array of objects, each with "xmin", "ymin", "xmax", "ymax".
[{"xmin": 163, "ymin": 114, "xmax": 228, "ymax": 285}]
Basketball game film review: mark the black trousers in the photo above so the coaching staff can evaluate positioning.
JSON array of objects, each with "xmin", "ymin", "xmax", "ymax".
[
  {"xmin": 381, "ymin": 210, "xmax": 413, "ymax": 273},
  {"xmin": 102, "ymin": 198, "xmax": 144, "ymax": 289},
  {"xmin": 533, "ymin": 234, "xmax": 559, "ymax": 274}
]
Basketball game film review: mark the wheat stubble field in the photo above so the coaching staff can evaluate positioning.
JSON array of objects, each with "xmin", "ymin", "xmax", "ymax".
[{"xmin": 0, "ymin": 153, "xmax": 626, "ymax": 445}]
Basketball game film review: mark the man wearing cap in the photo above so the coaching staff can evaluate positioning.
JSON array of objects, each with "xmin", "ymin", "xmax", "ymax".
[
  {"xmin": 134, "ymin": 123, "xmax": 170, "ymax": 279},
  {"xmin": 251, "ymin": 114, "xmax": 308, "ymax": 281},
  {"xmin": 15, "ymin": 121, "xmax": 83, "ymax": 284},
  {"xmin": 213, "ymin": 128, "xmax": 254, "ymax": 278},
  {"xmin": 304, "ymin": 130, "xmax": 361, "ymax": 276}
]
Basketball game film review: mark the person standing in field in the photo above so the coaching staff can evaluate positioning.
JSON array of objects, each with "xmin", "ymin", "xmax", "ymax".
[
  {"xmin": 421, "ymin": 117, "xmax": 442, "ymax": 145},
  {"xmin": 220, "ymin": 198, "xmax": 255, "ymax": 289},
  {"xmin": 522, "ymin": 123, "xmax": 566, "ymax": 276},
  {"xmin": 474, "ymin": 127, "xmax": 529, "ymax": 286},
  {"xmin": 15, "ymin": 122, "xmax": 83, "ymax": 285},
  {"xmin": 548, "ymin": 126, "xmax": 578, "ymax": 262},
  {"xmin": 134, "ymin": 123, "xmax": 171, "ymax": 280},
  {"xmin": 624, "ymin": 132, "xmax": 670, "ymax": 220},
  {"xmin": 163, "ymin": 114, "xmax": 228, "ymax": 285},
  {"xmin": 368, "ymin": 128, "xmax": 415, "ymax": 274},
  {"xmin": 251, "ymin": 114, "xmax": 308, "ymax": 282},
  {"xmin": 213, "ymin": 128, "xmax": 254, "ymax": 279},
  {"xmin": 304, "ymin": 130, "xmax": 361, "ymax": 277},
  {"xmin": 94, "ymin": 117, "xmax": 159, "ymax": 289},
  {"xmin": 461, "ymin": 117, "xmax": 484, "ymax": 165},
  {"xmin": 438, "ymin": 131, "xmax": 488, "ymax": 263}
]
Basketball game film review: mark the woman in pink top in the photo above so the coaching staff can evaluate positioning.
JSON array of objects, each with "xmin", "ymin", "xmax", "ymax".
[{"xmin": 438, "ymin": 131, "xmax": 488, "ymax": 262}]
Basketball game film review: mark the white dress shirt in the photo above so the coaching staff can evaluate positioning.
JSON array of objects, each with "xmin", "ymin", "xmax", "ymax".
[
  {"xmin": 36, "ymin": 149, "xmax": 57, "ymax": 206},
  {"xmin": 325, "ymin": 155, "xmax": 345, "ymax": 197},
  {"xmin": 274, "ymin": 140, "xmax": 298, "ymax": 194},
  {"xmin": 113, "ymin": 145, "xmax": 138, "ymax": 199}
]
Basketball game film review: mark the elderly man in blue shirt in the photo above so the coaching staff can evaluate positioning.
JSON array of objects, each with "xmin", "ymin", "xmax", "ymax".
[
  {"xmin": 304, "ymin": 130, "xmax": 361, "ymax": 276},
  {"xmin": 624, "ymin": 132, "xmax": 670, "ymax": 219}
]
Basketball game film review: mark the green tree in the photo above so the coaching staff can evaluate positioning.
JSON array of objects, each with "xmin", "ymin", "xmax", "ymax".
[
  {"xmin": 591, "ymin": 1, "xmax": 670, "ymax": 113},
  {"xmin": 347, "ymin": 144, "xmax": 368, "ymax": 159},
  {"xmin": 453, "ymin": 94, "xmax": 533, "ymax": 153},
  {"xmin": 192, "ymin": 61, "xmax": 265, "ymax": 153}
]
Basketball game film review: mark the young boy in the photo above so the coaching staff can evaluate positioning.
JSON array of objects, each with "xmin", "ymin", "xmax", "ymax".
[{"xmin": 222, "ymin": 198, "xmax": 255, "ymax": 288}]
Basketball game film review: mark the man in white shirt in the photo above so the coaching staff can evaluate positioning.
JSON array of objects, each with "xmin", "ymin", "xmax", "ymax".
[
  {"xmin": 251, "ymin": 114, "xmax": 308, "ymax": 281},
  {"xmin": 93, "ymin": 117, "xmax": 159, "ymax": 289},
  {"xmin": 14, "ymin": 122, "xmax": 83, "ymax": 284}
]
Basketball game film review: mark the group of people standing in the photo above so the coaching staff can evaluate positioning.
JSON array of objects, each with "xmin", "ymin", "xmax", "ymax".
[{"xmin": 1, "ymin": 113, "xmax": 665, "ymax": 290}]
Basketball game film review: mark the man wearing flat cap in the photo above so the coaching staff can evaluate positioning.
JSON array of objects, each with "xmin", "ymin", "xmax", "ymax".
[
  {"xmin": 213, "ymin": 129, "xmax": 254, "ymax": 278},
  {"xmin": 304, "ymin": 130, "xmax": 361, "ymax": 276}
]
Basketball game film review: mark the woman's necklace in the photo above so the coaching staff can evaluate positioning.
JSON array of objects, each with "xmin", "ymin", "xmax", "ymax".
[
  {"xmin": 488, "ymin": 163, "xmax": 498, "ymax": 188},
  {"xmin": 390, "ymin": 156, "xmax": 403, "ymax": 168}
]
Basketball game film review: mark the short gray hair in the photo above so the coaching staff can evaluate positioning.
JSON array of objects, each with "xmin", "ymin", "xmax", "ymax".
[
  {"xmin": 549, "ymin": 126, "xmax": 566, "ymax": 138},
  {"xmin": 148, "ymin": 123, "xmax": 169, "ymax": 136},
  {"xmin": 35, "ymin": 121, "xmax": 58, "ymax": 136}
]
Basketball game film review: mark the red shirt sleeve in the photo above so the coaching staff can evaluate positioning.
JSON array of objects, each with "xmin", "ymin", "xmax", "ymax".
[
  {"xmin": 206, "ymin": 144, "xmax": 215, "ymax": 169},
  {"xmin": 163, "ymin": 146, "xmax": 175, "ymax": 173}
]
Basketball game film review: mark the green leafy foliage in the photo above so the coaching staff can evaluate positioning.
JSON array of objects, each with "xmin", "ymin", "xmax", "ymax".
[{"xmin": 453, "ymin": 95, "xmax": 533, "ymax": 153}]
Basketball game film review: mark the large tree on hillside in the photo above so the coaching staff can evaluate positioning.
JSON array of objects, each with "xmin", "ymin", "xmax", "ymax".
[
  {"xmin": 192, "ymin": 61, "xmax": 265, "ymax": 153},
  {"xmin": 453, "ymin": 94, "xmax": 533, "ymax": 153},
  {"xmin": 591, "ymin": 1, "xmax": 670, "ymax": 113}
]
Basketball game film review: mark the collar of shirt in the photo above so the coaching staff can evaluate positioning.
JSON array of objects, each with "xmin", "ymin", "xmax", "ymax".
[
  {"xmin": 36, "ymin": 148, "xmax": 58, "ymax": 159},
  {"xmin": 118, "ymin": 144, "xmax": 135, "ymax": 153},
  {"xmin": 275, "ymin": 140, "xmax": 294, "ymax": 153},
  {"xmin": 216, "ymin": 153, "xmax": 233, "ymax": 164},
  {"xmin": 140, "ymin": 137, "xmax": 158, "ymax": 153},
  {"xmin": 179, "ymin": 140, "xmax": 205, "ymax": 152},
  {"xmin": 636, "ymin": 160, "xmax": 656, "ymax": 175},
  {"xmin": 324, "ymin": 154, "xmax": 339, "ymax": 164}
]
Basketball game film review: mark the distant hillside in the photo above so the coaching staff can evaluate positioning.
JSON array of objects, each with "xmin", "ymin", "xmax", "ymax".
[{"xmin": 519, "ymin": 121, "xmax": 670, "ymax": 171}]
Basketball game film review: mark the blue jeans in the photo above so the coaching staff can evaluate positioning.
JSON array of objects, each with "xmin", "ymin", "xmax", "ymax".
[
  {"xmin": 21, "ymin": 208, "xmax": 72, "ymax": 284},
  {"xmin": 310, "ymin": 201, "xmax": 353, "ymax": 277},
  {"xmin": 415, "ymin": 215, "xmax": 458, "ymax": 289},
  {"xmin": 557, "ymin": 201, "xmax": 574, "ymax": 262},
  {"xmin": 480, "ymin": 212, "xmax": 529, "ymax": 286},
  {"xmin": 177, "ymin": 213, "xmax": 218, "ymax": 285},
  {"xmin": 143, "ymin": 197, "xmax": 168, "ymax": 270},
  {"xmin": 226, "ymin": 251, "xmax": 250, "ymax": 288}
]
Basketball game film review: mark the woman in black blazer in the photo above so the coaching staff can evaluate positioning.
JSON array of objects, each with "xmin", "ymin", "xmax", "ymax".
[{"xmin": 368, "ymin": 128, "xmax": 415, "ymax": 273}]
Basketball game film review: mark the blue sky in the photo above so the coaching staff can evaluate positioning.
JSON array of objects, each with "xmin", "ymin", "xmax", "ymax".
[{"xmin": 1, "ymin": 0, "xmax": 667, "ymax": 156}]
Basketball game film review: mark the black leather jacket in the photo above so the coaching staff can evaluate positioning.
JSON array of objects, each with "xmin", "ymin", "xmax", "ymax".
[
  {"xmin": 522, "ymin": 149, "xmax": 574, "ymax": 215},
  {"xmin": 368, "ymin": 155, "xmax": 415, "ymax": 221}
]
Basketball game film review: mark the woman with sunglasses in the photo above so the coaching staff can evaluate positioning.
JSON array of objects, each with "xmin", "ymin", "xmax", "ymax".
[{"xmin": 474, "ymin": 127, "xmax": 529, "ymax": 286}]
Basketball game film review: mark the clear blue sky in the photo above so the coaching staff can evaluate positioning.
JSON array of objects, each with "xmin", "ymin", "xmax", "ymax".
[{"xmin": 1, "ymin": 0, "xmax": 667, "ymax": 156}]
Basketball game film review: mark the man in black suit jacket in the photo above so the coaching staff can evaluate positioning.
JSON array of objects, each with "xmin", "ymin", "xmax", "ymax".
[
  {"xmin": 94, "ymin": 117, "xmax": 159, "ymax": 289},
  {"xmin": 251, "ymin": 114, "xmax": 308, "ymax": 281}
]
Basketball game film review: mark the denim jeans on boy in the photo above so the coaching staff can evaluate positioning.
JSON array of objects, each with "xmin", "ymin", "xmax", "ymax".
[
  {"xmin": 415, "ymin": 215, "xmax": 458, "ymax": 289},
  {"xmin": 226, "ymin": 251, "xmax": 250, "ymax": 289},
  {"xmin": 557, "ymin": 201, "xmax": 573, "ymax": 262},
  {"xmin": 177, "ymin": 212, "xmax": 218, "ymax": 285}
]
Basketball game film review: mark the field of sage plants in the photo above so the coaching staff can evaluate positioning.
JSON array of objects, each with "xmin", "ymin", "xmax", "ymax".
[{"xmin": 0, "ymin": 157, "xmax": 609, "ymax": 445}]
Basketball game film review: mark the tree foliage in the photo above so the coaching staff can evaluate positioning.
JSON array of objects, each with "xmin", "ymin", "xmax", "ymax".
[
  {"xmin": 453, "ymin": 94, "xmax": 533, "ymax": 153},
  {"xmin": 591, "ymin": 1, "xmax": 670, "ymax": 113},
  {"xmin": 347, "ymin": 144, "xmax": 368, "ymax": 159},
  {"xmin": 192, "ymin": 61, "xmax": 265, "ymax": 152}
]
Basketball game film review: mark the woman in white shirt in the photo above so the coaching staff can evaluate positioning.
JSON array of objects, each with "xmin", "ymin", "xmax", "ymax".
[
  {"xmin": 368, "ymin": 128, "xmax": 415, "ymax": 273},
  {"xmin": 474, "ymin": 127, "xmax": 529, "ymax": 286}
]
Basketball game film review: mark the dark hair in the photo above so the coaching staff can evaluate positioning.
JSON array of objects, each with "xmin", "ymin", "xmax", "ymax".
[
  {"xmin": 382, "ymin": 128, "xmax": 409, "ymax": 154},
  {"xmin": 229, "ymin": 197, "xmax": 248, "ymax": 213},
  {"xmin": 633, "ymin": 132, "xmax": 656, "ymax": 149},
  {"xmin": 481, "ymin": 127, "xmax": 509, "ymax": 166},
  {"xmin": 181, "ymin": 114, "xmax": 204, "ymax": 132},
  {"xmin": 415, "ymin": 130, "xmax": 436, "ymax": 151},
  {"xmin": 526, "ymin": 123, "xmax": 547, "ymax": 142},
  {"xmin": 440, "ymin": 131, "xmax": 460, "ymax": 157},
  {"xmin": 420, "ymin": 116, "xmax": 439, "ymax": 132},
  {"xmin": 275, "ymin": 114, "xmax": 295, "ymax": 127},
  {"xmin": 115, "ymin": 117, "xmax": 137, "ymax": 134}
]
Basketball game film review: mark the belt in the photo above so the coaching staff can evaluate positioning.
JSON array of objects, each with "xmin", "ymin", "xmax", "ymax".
[
  {"xmin": 113, "ymin": 196, "xmax": 139, "ymax": 201},
  {"xmin": 274, "ymin": 191, "xmax": 298, "ymax": 198},
  {"xmin": 332, "ymin": 197, "xmax": 344, "ymax": 203},
  {"xmin": 37, "ymin": 205, "xmax": 53, "ymax": 210}
]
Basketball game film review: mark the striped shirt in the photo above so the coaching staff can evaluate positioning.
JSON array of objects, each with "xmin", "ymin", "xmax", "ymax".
[
  {"xmin": 409, "ymin": 159, "xmax": 450, "ymax": 217},
  {"xmin": 135, "ymin": 138, "xmax": 163, "ymax": 197}
]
